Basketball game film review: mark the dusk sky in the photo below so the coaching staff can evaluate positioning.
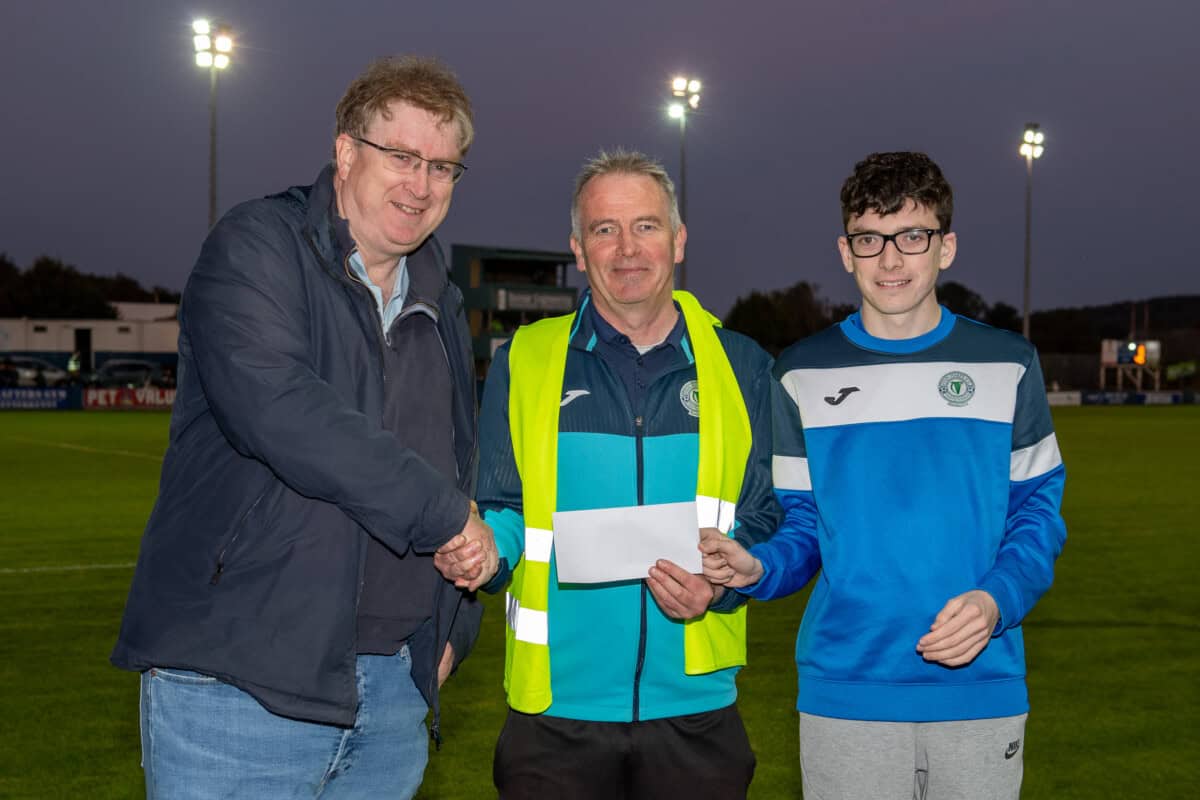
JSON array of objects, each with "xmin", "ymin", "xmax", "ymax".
[{"xmin": 3, "ymin": 0, "xmax": 1198, "ymax": 317}]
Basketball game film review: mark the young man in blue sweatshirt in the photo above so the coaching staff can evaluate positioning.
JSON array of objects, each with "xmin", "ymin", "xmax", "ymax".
[{"xmin": 702, "ymin": 151, "xmax": 1067, "ymax": 799}]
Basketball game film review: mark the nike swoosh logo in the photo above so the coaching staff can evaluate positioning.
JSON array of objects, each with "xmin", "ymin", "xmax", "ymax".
[
  {"xmin": 1004, "ymin": 741, "xmax": 1020, "ymax": 759},
  {"xmin": 560, "ymin": 389, "xmax": 591, "ymax": 407},
  {"xmin": 823, "ymin": 387, "xmax": 860, "ymax": 405}
]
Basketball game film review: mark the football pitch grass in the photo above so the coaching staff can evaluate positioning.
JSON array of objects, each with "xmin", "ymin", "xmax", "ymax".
[{"xmin": 1, "ymin": 407, "xmax": 1196, "ymax": 798}]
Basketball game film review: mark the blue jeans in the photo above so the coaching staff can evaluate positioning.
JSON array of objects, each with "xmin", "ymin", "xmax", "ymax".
[{"xmin": 140, "ymin": 647, "xmax": 430, "ymax": 799}]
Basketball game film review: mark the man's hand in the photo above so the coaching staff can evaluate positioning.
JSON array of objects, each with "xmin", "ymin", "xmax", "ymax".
[
  {"xmin": 434, "ymin": 502, "xmax": 499, "ymax": 592},
  {"xmin": 698, "ymin": 530, "xmax": 764, "ymax": 588},
  {"xmin": 437, "ymin": 643, "xmax": 455, "ymax": 688},
  {"xmin": 916, "ymin": 589, "xmax": 1000, "ymax": 667},
  {"xmin": 647, "ymin": 558, "xmax": 717, "ymax": 619}
]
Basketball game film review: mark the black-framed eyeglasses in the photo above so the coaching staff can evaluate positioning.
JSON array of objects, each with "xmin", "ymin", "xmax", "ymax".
[
  {"xmin": 845, "ymin": 228, "xmax": 942, "ymax": 258},
  {"xmin": 352, "ymin": 136, "xmax": 467, "ymax": 184}
]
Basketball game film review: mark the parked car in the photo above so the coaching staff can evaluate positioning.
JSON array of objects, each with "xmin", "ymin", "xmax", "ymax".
[
  {"xmin": 87, "ymin": 359, "xmax": 174, "ymax": 389},
  {"xmin": 5, "ymin": 356, "xmax": 69, "ymax": 387}
]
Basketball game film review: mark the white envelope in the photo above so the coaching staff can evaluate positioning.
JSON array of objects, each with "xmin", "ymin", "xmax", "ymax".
[{"xmin": 551, "ymin": 501, "xmax": 701, "ymax": 584}]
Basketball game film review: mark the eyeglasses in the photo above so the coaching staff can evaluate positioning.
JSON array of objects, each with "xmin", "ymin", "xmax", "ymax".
[
  {"xmin": 352, "ymin": 136, "xmax": 467, "ymax": 184},
  {"xmin": 845, "ymin": 228, "xmax": 942, "ymax": 258}
]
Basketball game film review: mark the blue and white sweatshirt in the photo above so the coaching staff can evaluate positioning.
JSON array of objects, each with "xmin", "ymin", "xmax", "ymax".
[{"xmin": 742, "ymin": 308, "xmax": 1066, "ymax": 722}]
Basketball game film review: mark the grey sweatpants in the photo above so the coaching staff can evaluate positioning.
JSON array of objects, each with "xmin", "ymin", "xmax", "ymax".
[{"xmin": 799, "ymin": 712, "xmax": 1028, "ymax": 800}]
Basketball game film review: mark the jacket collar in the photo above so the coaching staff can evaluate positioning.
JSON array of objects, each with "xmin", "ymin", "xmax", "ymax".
[
  {"xmin": 301, "ymin": 164, "xmax": 346, "ymax": 267},
  {"xmin": 568, "ymin": 289, "xmax": 690, "ymax": 360},
  {"xmin": 303, "ymin": 163, "xmax": 448, "ymax": 309},
  {"xmin": 403, "ymin": 245, "xmax": 448, "ymax": 319}
]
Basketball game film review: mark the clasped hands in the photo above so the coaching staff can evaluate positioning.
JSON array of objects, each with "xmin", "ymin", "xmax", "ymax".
[{"xmin": 434, "ymin": 501, "xmax": 499, "ymax": 592}]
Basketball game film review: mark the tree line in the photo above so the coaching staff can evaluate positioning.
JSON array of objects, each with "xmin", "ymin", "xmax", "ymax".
[
  {"xmin": 723, "ymin": 279, "xmax": 1199, "ymax": 357},
  {"xmin": 2, "ymin": 253, "xmax": 1195, "ymax": 365},
  {"xmin": 0, "ymin": 254, "xmax": 180, "ymax": 319}
]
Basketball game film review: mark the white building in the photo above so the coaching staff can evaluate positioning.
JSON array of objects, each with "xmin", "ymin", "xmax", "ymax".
[{"xmin": 0, "ymin": 315, "xmax": 179, "ymax": 370}]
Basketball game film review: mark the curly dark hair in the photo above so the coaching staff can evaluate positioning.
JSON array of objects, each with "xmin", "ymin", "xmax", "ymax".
[{"xmin": 840, "ymin": 152, "xmax": 953, "ymax": 232}]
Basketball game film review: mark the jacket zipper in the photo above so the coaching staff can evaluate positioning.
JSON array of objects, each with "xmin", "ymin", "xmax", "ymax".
[
  {"xmin": 302, "ymin": 233, "xmax": 390, "ymax": 382},
  {"xmin": 347, "ymin": 260, "xmax": 460, "ymax": 745},
  {"xmin": 210, "ymin": 489, "xmax": 268, "ymax": 584},
  {"xmin": 342, "ymin": 251, "xmax": 391, "ymax": 378},
  {"xmin": 583, "ymin": 351, "xmax": 649, "ymax": 722},
  {"xmin": 631, "ymin": 412, "xmax": 648, "ymax": 722},
  {"xmin": 303, "ymin": 228, "xmax": 472, "ymax": 732},
  {"xmin": 586, "ymin": 346, "xmax": 695, "ymax": 723}
]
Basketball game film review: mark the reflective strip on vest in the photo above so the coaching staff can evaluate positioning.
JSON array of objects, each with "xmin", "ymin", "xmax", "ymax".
[
  {"xmin": 506, "ymin": 592, "xmax": 549, "ymax": 645},
  {"xmin": 696, "ymin": 494, "xmax": 738, "ymax": 533},
  {"xmin": 524, "ymin": 527, "xmax": 553, "ymax": 563}
]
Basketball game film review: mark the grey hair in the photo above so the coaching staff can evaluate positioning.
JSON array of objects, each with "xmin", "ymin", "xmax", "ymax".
[{"xmin": 570, "ymin": 149, "xmax": 682, "ymax": 240}]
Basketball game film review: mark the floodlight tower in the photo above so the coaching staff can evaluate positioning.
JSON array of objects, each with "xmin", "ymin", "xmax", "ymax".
[
  {"xmin": 193, "ymin": 19, "xmax": 234, "ymax": 229},
  {"xmin": 668, "ymin": 76, "xmax": 701, "ymax": 290},
  {"xmin": 1018, "ymin": 123, "xmax": 1045, "ymax": 341}
]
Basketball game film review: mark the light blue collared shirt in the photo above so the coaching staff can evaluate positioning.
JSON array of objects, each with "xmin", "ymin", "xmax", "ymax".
[{"xmin": 348, "ymin": 251, "xmax": 410, "ymax": 337}]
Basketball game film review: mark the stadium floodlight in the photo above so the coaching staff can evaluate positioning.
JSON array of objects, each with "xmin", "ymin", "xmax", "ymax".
[
  {"xmin": 192, "ymin": 19, "xmax": 234, "ymax": 228},
  {"xmin": 1018, "ymin": 123, "xmax": 1046, "ymax": 340},
  {"xmin": 666, "ymin": 75, "xmax": 702, "ymax": 289}
]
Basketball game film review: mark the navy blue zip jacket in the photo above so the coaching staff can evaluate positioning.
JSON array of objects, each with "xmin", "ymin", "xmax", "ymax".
[{"xmin": 111, "ymin": 165, "xmax": 482, "ymax": 729}]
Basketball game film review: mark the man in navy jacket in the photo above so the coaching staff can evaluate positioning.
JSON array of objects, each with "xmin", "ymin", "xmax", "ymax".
[{"xmin": 112, "ymin": 56, "xmax": 497, "ymax": 799}]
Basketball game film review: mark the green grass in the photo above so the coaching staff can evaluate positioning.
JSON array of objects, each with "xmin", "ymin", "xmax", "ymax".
[{"xmin": 1, "ymin": 407, "xmax": 1197, "ymax": 798}]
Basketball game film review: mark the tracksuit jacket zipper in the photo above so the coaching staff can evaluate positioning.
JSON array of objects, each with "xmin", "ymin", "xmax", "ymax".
[
  {"xmin": 632, "ymin": 410, "xmax": 651, "ymax": 723},
  {"xmin": 589, "ymin": 348, "xmax": 691, "ymax": 724}
]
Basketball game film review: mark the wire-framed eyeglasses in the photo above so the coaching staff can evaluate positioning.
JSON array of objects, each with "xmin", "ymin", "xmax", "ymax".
[{"xmin": 353, "ymin": 136, "xmax": 467, "ymax": 184}]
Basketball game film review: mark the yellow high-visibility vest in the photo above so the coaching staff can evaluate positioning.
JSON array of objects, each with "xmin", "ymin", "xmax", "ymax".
[{"xmin": 503, "ymin": 291, "xmax": 753, "ymax": 714}]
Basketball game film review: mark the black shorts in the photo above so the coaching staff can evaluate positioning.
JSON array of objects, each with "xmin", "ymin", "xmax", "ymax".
[{"xmin": 493, "ymin": 704, "xmax": 756, "ymax": 800}]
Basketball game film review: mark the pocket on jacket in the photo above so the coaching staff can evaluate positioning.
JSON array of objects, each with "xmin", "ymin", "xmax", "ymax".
[{"xmin": 209, "ymin": 485, "xmax": 273, "ymax": 580}]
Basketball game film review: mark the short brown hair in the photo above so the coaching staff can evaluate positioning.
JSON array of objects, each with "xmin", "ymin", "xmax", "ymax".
[
  {"xmin": 840, "ymin": 152, "xmax": 953, "ymax": 231},
  {"xmin": 335, "ymin": 56, "xmax": 474, "ymax": 156}
]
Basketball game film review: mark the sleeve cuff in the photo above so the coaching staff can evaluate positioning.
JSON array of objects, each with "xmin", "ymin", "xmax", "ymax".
[
  {"xmin": 977, "ymin": 573, "xmax": 1019, "ymax": 634},
  {"xmin": 483, "ymin": 507, "xmax": 525, "ymax": 570},
  {"xmin": 416, "ymin": 491, "xmax": 472, "ymax": 553},
  {"xmin": 707, "ymin": 584, "xmax": 747, "ymax": 612},
  {"xmin": 481, "ymin": 558, "xmax": 512, "ymax": 595}
]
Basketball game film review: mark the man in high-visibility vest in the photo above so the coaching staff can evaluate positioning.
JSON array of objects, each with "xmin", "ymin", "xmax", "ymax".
[{"xmin": 437, "ymin": 150, "xmax": 780, "ymax": 799}]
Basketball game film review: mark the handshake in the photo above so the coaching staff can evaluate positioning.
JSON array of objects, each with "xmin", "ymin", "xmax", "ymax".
[{"xmin": 433, "ymin": 500, "xmax": 500, "ymax": 592}]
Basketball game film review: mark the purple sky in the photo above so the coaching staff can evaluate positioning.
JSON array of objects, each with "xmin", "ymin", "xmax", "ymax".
[{"xmin": 3, "ymin": 0, "xmax": 1198, "ymax": 316}]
